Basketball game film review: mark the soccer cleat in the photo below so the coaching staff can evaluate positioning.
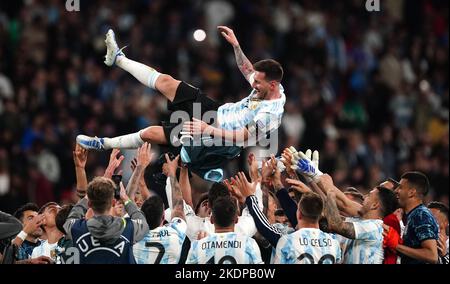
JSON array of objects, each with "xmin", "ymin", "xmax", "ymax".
[
  {"xmin": 76, "ymin": 135, "xmax": 105, "ymax": 151},
  {"xmin": 104, "ymin": 29, "xmax": 127, "ymax": 66}
]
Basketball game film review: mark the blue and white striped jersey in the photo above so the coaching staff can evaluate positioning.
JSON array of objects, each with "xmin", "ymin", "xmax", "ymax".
[
  {"xmin": 133, "ymin": 217, "xmax": 187, "ymax": 264},
  {"xmin": 217, "ymin": 74, "xmax": 285, "ymax": 143},
  {"xmin": 186, "ymin": 232, "xmax": 263, "ymax": 264},
  {"xmin": 336, "ymin": 218, "xmax": 384, "ymax": 264},
  {"xmin": 273, "ymin": 228, "xmax": 342, "ymax": 264},
  {"xmin": 31, "ymin": 240, "xmax": 59, "ymax": 261}
]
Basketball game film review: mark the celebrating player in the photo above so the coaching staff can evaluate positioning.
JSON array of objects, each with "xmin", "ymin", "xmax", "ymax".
[{"xmin": 76, "ymin": 26, "xmax": 286, "ymax": 181}]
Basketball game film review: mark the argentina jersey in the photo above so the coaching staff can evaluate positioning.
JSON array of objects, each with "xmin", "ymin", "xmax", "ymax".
[
  {"xmin": 217, "ymin": 75, "xmax": 285, "ymax": 143},
  {"xmin": 336, "ymin": 218, "xmax": 384, "ymax": 264},
  {"xmin": 70, "ymin": 218, "xmax": 135, "ymax": 264},
  {"xmin": 273, "ymin": 228, "xmax": 342, "ymax": 264},
  {"xmin": 133, "ymin": 217, "xmax": 187, "ymax": 264},
  {"xmin": 186, "ymin": 232, "xmax": 263, "ymax": 264}
]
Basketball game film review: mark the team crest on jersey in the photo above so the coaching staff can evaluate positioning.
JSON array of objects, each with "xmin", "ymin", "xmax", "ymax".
[{"xmin": 248, "ymin": 100, "xmax": 260, "ymax": 110}]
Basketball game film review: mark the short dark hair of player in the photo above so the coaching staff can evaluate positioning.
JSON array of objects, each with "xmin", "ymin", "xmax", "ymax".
[
  {"xmin": 428, "ymin": 201, "xmax": 449, "ymax": 221},
  {"xmin": 297, "ymin": 192, "xmax": 323, "ymax": 222},
  {"xmin": 38, "ymin": 202, "xmax": 60, "ymax": 214},
  {"xmin": 208, "ymin": 182, "xmax": 230, "ymax": 209},
  {"xmin": 253, "ymin": 59, "xmax": 283, "ymax": 82},
  {"xmin": 55, "ymin": 204, "xmax": 74, "ymax": 234},
  {"xmin": 212, "ymin": 197, "xmax": 237, "ymax": 228},
  {"xmin": 376, "ymin": 186, "xmax": 400, "ymax": 217},
  {"xmin": 401, "ymin": 171, "xmax": 430, "ymax": 197},
  {"xmin": 87, "ymin": 177, "xmax": 115, "ymax": 213},
  {"xmin": 141, "ymin": 195, "xmax": 165, "ymax": 230},
  {"xmin": 195, "ymin": 193, "xmax": 209, "ymax": 215},
  {"xmin": 13, "ymin": 203, "xmax": 39, "ymax": 222}
]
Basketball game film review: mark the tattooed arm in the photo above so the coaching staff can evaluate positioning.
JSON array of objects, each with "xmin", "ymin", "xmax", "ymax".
[
  {"xmin": 233, "ymin": 45, "xmax": 255, "ymax": 83},
  {"xmin": 163, "ymin": 154, "xmax": 185, "ymax": 221},
  {"xmin": 127, "ymin": 143, "xmax": 153, "ymax": 200},
  {"xmin": 324, "ymin": 192, "xmax": 356, "ymax": 239},
  {"xmin": 218, "ymin": 26, "xmax": 255, "ymax": 83},
  {"xmin": 169, "ymin": 175, "xmax": 185, "ymax": 221}
]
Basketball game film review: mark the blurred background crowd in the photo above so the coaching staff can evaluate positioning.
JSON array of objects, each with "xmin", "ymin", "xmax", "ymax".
[{"xmin": 0, "ymin": 0, "xmax": 448, "ymax": 213}]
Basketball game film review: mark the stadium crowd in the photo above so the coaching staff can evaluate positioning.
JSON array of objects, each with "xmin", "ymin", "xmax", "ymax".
[{"xmin": 0, "ymin": 0, "xmax": 448, "ymax": 264}]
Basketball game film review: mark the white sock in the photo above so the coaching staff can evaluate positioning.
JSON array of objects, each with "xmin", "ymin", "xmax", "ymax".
[
  {"xmin": 116, "ymin": 56, "xmax": 161, "ymax": 89},
  {"xmin": 103, "ymin": 130, "xmax": 145, "ymax": 149}
]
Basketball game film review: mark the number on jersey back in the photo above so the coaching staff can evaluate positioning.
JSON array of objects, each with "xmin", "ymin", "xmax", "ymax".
[
  {"xmin": 133, "ymin": 217, "xmax": 187, "ymax": 264},
  {"xmin": 186, "ymin": 232, "xmax": 263, "ymax": 264},
  {"xmin": 273, "ymin": 228, "xmax": 342, "ymax": 264}
]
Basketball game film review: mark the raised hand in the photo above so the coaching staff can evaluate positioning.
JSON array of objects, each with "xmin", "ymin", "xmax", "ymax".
[
  {"xmin": 104, "ymin": 149, "xmax": 125, "ymax": 178},
  {"xmin": 119, "ymin": 182, "xmax": 129, "ymax": 203},
  {"xmin": 281, "ymin": 148, "xmax": 296, "ymax": 178},
  {"xmin": 247, "ymin": 153, "xmax": 261, "ymax": 183},
  {"xmin": 73, "ymin": 143, "xmax": 88, "ymax": 168},
  {"xmin": 260, "ymin": 159, "xmax": 273, "ymax": 184},
  {"xmin": 217, "ymin": 26, "xmax": 239, "ymax": 47},
  {"xmin": 136, "ymin": 142, "xmax": 153, "ymax": 168},
  {"xmin": 285, "ymin": 178, "xmax": 312, "ymax": 194},
  {"xmin": 291, "ymin": 150, "xmax": 323, "ymax": 182},
  {"xmin": 162, "ymin": 154, "xmax": 180, "ymax": 178},
  {"xmin": 269, "ymin": 155, "xmax": 283, "ymax": 189},
  {"xmin": 233, "ymin": 172, "xmax": 257, "ymax": 198},
  {"xmin": 224, "ymin": 178, "xmax": 245, "ymax": 205}
]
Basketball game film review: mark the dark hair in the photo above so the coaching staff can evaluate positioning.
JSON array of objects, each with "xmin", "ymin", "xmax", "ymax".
[
  {"xmin": 344, "ymin": 187, "xmax": 360, "ymax": 194},
  {"xmin": 87, "ymin": 177, "xmax": 115, "ymax": 213},
  {"xmin": 13, "ymin": 203, "xmax": 39, "ymax": 222},
  {"xmin": 401, "ymin": 171, "xmax": 430, "ymax": 197},
  {"xmin": 208, "ymin": 182, "xmax": 230, "ymax": 209},
  {"xmin": 195, "ymin": 193, "xmax": 209, "ymax": 215},
  {"xmin": 253, "ymin": 59, "xmax": 283, "ymax": 82},
  {"xmin": 38, "ymin": 202, "xmax": 60, "ymax": 214},
  {"xmin": 55, "ymin": 205, "xmax": 74, "ymax": 234},
  {"xmin": 212, "ymin": 197, "xmax": 237, "ymax": 228},
  {"xmin": 298, "ymin": 192, "xmax": 323, "ymax": 222},
  {"xmin": 288, "ymin": 187, "xmax": 302, "ymax": 203},
  {"xmin": 274, "ymin": 209, "xmax": 285, "ymax": 217},
  {"xmin": 376, "ymin": 186, "xmax": 399, "ymax": 217},
  {"xmin": 141, "ymin": 196, "xmax": 164, "ymax": 229},
  {"xmin": 428, "ymin": 201, "xmax": 449, "ymax": 221}
]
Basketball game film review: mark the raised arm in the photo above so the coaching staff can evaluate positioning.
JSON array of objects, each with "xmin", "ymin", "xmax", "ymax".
[
  {"xmin": 130, "ymin": 158, "xmax": 152, "ymax": 201},
  {"xmin": 218, "ymin": 26, "xmax": 255, "ymax": 84},
  {"xmin": 163, "ymin": 155, "xmax": 186, "ymax": 221},
  {"xmin": 73, "ymin": 143, "xmax": 88, "ymax": 199},
  {"xmin": 127, "ymin": 143, "xmax": 153, "ymax": 201},
  {"xmin": 316, "ymin": 174, "xmax": 362, "ymax": 217},
  {"xmin": 119, "ymin": 182, "xmax": 149, "ymax": 243},
  {"xmin": 103, "ymin": 149, "xmax": 124, "ymax": 179},
  {"xmin": 179, "ymin": 165, "xmax": 193, "ymax": 208},
  {"xmin": 323, "ymin": 191, "xmax": 356, "ymax": 239}
]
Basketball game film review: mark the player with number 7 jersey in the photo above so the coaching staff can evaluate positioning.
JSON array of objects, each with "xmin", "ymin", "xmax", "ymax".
[{"xmin": 133, "ymin": 196, "xmax": 187, "ymax": 264}]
